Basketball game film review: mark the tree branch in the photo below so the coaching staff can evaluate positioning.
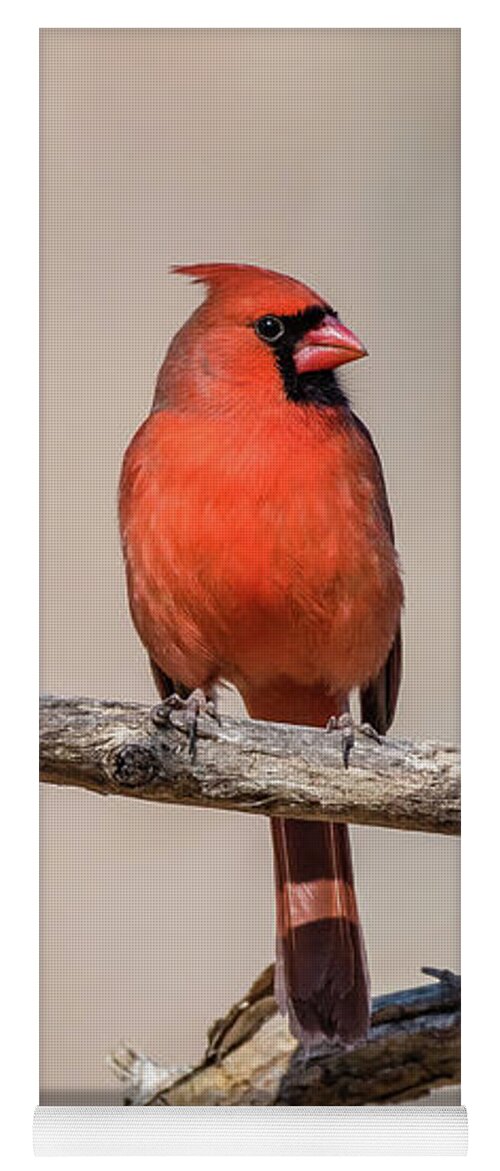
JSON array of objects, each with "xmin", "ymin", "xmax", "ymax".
[
  {"xmin": 40, "ymin": 695, "xmax": 460, "ymax": 835},
  {"xmin": 109, "ymin": 966, "xmax": 460, "ymax": 1106}
]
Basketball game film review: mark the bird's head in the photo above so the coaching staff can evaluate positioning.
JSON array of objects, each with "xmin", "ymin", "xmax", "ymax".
[{"xmin": 154, "ymin": 263, "xmax": 367, "ymax": 413}]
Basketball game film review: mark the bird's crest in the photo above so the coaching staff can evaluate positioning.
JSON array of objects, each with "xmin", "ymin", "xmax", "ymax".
[{"xmin": 171, "ymin": 263, "xmax": 328, "ymax": 316}]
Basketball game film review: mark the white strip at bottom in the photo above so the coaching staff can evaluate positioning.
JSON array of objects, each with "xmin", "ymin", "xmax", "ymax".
[{"xmin": 33, "ymin": 1105, "xmax": 468, "ymax": 1156}]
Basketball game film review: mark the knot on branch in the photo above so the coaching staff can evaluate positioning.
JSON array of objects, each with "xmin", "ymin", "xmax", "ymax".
[{"xmin": 113, "ymin": 742, "xmax": 158, "ymax": 788}]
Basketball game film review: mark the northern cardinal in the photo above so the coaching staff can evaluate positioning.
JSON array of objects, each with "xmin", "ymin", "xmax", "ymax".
[{"xmin": 119, "ymin": 263, "xmax": 403, "ymax": 1046}]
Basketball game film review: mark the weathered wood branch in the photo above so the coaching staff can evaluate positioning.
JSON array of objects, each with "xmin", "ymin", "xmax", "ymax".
[
  {"xmin": 109, "ymin": 966, "xmax": 460, "ymax": 1106},
  {"xmin": 40, "ymin": 695, "xmax": 460, "ymax": 835}
]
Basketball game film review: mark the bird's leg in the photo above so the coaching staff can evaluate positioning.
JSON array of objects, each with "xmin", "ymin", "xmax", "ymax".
[
  {"xmin": 151, "ymin": 687, "xmax": 220, "ymax": 761},
  {"xmin": 326, "ymin": 712, "xmax": 356, "ymax": 769}
]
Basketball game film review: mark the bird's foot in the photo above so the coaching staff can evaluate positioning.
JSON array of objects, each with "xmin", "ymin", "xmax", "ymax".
[
  {"xmin": 326, "ymin": 715, "xmax": 384, "ymax": 769},
  {"xmin": 151, "ymin": 688, "xmax": 220, "ymax": 761},
  {"xmin": 326, "ymin": 712, "xmax": 355, "ymax": 768}
]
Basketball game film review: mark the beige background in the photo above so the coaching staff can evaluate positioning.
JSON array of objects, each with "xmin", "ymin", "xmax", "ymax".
[{"xmin": 40, "ymin": 29, "xmax": 460, "ymax": 1103}]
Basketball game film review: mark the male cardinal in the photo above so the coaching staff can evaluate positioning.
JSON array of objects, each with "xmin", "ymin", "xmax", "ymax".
[{"xmin": 119, "ymin": 263, "xmax": 403, "ymax": 1046}]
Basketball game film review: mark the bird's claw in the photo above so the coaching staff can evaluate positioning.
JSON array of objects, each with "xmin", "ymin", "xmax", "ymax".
[
  {"xmin": 151, "ymin": 688, "xmax": 220, "ymax": 761},
  {"xmin": 359, "ymin": 722, "xmax": 384, "ymax": 743}
]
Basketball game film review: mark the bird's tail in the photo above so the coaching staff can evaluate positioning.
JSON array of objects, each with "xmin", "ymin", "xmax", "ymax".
[{"xmin": 271, "ymin": 816, "xmax": 370, "ymax": 1046}]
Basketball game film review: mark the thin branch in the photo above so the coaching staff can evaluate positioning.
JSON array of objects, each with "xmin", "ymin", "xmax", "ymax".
[
  {"xmin": 109, "ymin": 967, "xmax": 460, "ymax": 1106},
  {"xmin": 40, "ymin": 695, "xmax": 460, "ymax": 835}
]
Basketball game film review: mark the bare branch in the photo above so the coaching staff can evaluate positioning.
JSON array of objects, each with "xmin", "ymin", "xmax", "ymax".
[
  {"xmin": 109, "ymin": 967, "xmax": 460, "ymax": 1106},
  {"xmin": 40, "ymin": 695, "xmax": 459, "ymax": 835}
]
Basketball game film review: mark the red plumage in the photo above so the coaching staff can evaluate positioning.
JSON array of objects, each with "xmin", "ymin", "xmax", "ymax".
[{"xmin": 119, "ymin": 263, "xmax": 403, "ymax": 1046}]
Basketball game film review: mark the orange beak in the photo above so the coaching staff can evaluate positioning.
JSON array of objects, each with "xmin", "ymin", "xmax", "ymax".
[{"xmin": 294, "ymin": 314, "xmax": 368, "ymax": 375}]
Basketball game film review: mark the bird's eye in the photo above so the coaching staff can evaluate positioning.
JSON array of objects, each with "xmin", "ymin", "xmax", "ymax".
[{"xmin": 255, "ymin": 315, "xmax": 286, "ymax": 343}]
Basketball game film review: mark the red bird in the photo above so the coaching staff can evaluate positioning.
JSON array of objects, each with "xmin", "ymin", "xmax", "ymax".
[{"xmin": 119, "ymin": 263, "xmax": 403, "ymax": 1046}]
